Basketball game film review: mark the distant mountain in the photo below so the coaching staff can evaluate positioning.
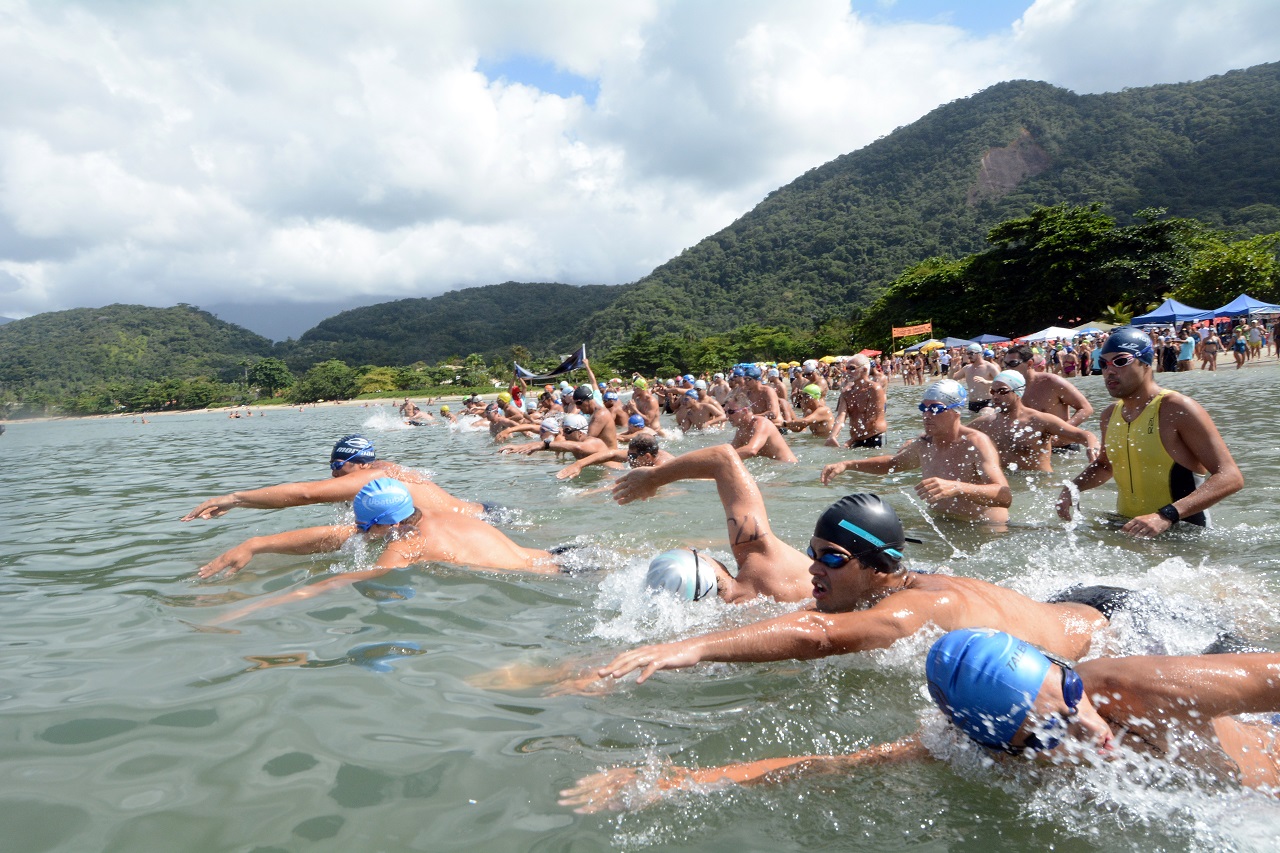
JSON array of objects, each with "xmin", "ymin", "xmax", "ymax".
[
  {"xmin": 0, "ymin": 304, "xmax": 274, "ymax": 397},
  {"xmin": 281, "ymin": 281, "xmax": 633, "ymax": 367},
  {"xmin": 204, "ymin": 299, "xmax": 384, "ymax": 341},
  {"xmin": 0, "ymin": 316, "xmax": 13, "ymax": 326},
  {"xmin": 581, "ymin": 62, "xmax": 1280, "ymax": 346}
]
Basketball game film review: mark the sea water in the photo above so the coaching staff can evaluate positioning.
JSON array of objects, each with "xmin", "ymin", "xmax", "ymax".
[{"xmin": 3, "ymin": 366, "xmax": 1280, "ymax": 852}]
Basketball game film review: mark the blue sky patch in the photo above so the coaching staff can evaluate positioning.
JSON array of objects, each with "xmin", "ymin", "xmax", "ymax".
[
  {"xmin": 849, "ymin": 0, "xmax": 1033, "ymax": 35},
  {"xmin": 478, "ymin": 55, "xmax": 600, "ymax": 104}
]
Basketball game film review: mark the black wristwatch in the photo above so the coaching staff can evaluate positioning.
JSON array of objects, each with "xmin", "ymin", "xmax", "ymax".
[{"xmin": 1157, "ymin": 504, "xmax": 1181, "ymax": 525}]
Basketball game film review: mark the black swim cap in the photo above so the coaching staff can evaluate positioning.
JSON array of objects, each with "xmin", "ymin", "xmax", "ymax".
[
  {"xmin": 1099, "ymin": 327, "xmax": 1154, "ymax": 364},
  {"xmin": 331, "ymin": 434, "xmax": 376, "ymax": 465},
  {"xmin": 573, "ymin": 384, "xmax": 594, "ymax": 402},
  {"xmin": 812, "ymin": 494, "xmax": 915, "ymax": 572}
]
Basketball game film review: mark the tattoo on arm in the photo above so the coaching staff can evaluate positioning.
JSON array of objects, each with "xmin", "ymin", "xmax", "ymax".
[{"xmin": 727, "ymin": 514, "xmax": 764, "ymax": 546}]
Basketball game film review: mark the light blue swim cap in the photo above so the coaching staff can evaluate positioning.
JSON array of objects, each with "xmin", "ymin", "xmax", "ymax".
[
  {"xmin": 992, "ymin": 370, "xmax": 1025, "ymax": 397},
  {"xmin": 922, "ymin": 379, "xmax": 967, "ymax": 408},
  {"xmin": 741, "ymin": 364, "xmax": 763, "ymax": 380},
  {"xmin": 925, "ymin": 628, "xmax": 1052, "ymax": 750},
  {"xmin": 353, "ymin": 478, "xmax": 416, "ymax": 530},
  {"xmin": 645, "ymin": 548, "xmax": 719, "ymax": 601}
]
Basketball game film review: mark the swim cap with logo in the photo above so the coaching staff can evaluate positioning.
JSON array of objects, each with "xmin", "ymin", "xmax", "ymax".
[
  {"xmin": 645, "ymin": 548, "xmax": 720, "ymax": 601},
  {"xmin": 992, "ymin": 370, "xmax": 1026, "ymax": 397},
  {"xmin": 1099, "ymin": 327, "xmax": 1154, "ymax": 364},
  {"xmin": 573, "ymin": 385, "xmax": 594, "ymax": 402},
  {"xmin": 331, "ymin": 435, "xmax": 376, "ymax": 466},
  {"xmin": 925, "ymin": 628, "xmax": 1052, "ymax": 751},
  {"xmin": 540, "ymin": 417, "xmax": 561, "ymax": 434},
  {"xmin": 562, "ymin": 413, "xmax": 589, "ymax": 433},
  {"xmin": 812, "ymin": 494, "xmax": 916, "ymax": 573},
  {"xmin": 922, "ymin": 379, "xmax": 967, "ymax": 408},
  {"xmin": 353, "ymin": 478, "xmax": 416, "ymax": 530},
  {"xmin": 802, "ymin": 383, "xmax": 823, "ymax": 399}
]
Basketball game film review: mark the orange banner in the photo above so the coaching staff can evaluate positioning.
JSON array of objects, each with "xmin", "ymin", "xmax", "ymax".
[{"xmin": 892, "ymin": 322, "xmax": 932, "ymax": 337}]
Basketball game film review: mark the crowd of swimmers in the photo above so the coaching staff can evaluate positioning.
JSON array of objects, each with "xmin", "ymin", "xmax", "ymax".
[{"xmin": 181, "ymin": 327, "xmax": 1280, "ymax": 814}]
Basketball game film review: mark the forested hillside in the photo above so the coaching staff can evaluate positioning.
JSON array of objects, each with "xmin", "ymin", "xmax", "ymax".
[
  {"xmin": 0, "ymin": 304, "xmax": 274, "ymax": 400},
  {"xmin": 281, "ymin": 281, "xmax": 632, "ymax": 368},
  {"xmin": 583, "ymin": 62, "xmax": 1280, "ymax": 345}
]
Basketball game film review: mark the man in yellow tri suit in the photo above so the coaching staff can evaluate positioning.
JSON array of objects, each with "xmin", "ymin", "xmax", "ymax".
[{"xmin": 1057, "ymin": 327, "xmax": 1242, "ymax": 536}]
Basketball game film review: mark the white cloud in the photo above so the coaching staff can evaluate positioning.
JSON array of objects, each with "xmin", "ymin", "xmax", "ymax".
[{"xmin": 0, "ymin": 0, "xmax": 1277, "ymax": 328}]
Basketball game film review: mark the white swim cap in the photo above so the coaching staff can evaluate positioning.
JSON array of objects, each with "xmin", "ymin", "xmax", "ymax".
[
  {"xmin": 645, "ymin": 548, "xmax": 718, "ymax": 601},
  {"xmin": 802, "ymin": 359, "xmax": 819, "ymax": 373},
  {"xmin": 992, "ymin": 370, "xmax": 1025, "ymax": 397},
  {"xmin": 966, "ymin": 343, "xmax": 982, "ymax": 354},
  {"xmin": 695, "ymin": 379, "xmax": 708, "ymax": 390},
  {"xmin": 562, "ymin": 413, "xmax": 589, "ymax": 433},
  {"xmin": 540, "ymin": 417, "xmax": 562, "ymax": 434},
  {"xmin": 922, "ymin": 379, "xmax": 967, "ymax": 408},
  {"xmin": 849, "ymin": 354, "xmax": 870, "ymax": 370}
]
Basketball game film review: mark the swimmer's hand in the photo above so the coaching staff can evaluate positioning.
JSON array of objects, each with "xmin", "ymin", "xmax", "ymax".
[
  {"xmin": 597, "ymin": 641, "xmax": 701, "ymax": 683},
  {"xmin": 611, "ymin": 467, "xmax": 661, "ymax": 504},
  {"xmin": 197, "ymin": 543, "xmax": 255, "ymax": 579},
  {"xmin": 559, "ymin": 764, "xmax": 698, "ymax": 814},
  {"xmin": 1056, "ymin": 486, "xmax": 1075, "ymax": 521},
  {"xmin": 498, "ymin": 442, "xmax": 541, "ymax": 456},
  {"xmin": 823, "ymin": 435, "xmax": 841, "ymax": 448},
  {"xmin": 181, "ymin": 495, "xmax": 238, "ymax": 521},
  {"xmin": 915, "ymin": 477, "xmax": 959, "ymax": 505},
  {"xmin": 554, "ymin": 463, "xmax": 584, "ymax": 480},
  {"xmin": 819, "ymin": 461, "xmax": 851, "ymax": 485},
  {"xmin": 1085, "ymin": 439, "xmax": 1101, "ymax": 464},
  {"xmin": 1120, "ymin": 512, "xmax": 1173, "ymax": 539}
]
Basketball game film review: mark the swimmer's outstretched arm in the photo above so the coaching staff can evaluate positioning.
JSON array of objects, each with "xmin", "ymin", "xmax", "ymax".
[
  {"xmin": 555, "ymin": 448, "xmax": 625, "ymax": 479},
  {"xmin": 558, "ymin": 736, "xmax": 926, "ymax": 813},
  {"xmin": 197, "ymin": 525, "xmax": 355, "ymax": 579},
  {"xmin": 181, "ymin": 477, "xmax": 372, "ymax": 520},
  {"xmin": 820, "ymin": 440, "xmax": 921, "ymax": 485}
]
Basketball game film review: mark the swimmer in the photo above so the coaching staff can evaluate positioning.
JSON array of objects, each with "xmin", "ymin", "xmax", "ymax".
[
  {"xmin": 197, "ymin": 479, "xmax": 560, "ymax": 621},
  {"xmin": 827, "ymin": 355, "xmax": 887, "ymax": 448},
  {"xmin": 725, "ymin": 397, "xmax": 798, "ymax": 462},
  {"xmin": 574, "ymin": 384, "xmax": 618, "ymax": 449},
  {"xmin": 499, "ymin": 414, "xmax": 610, "ymax": 460},
  {"xmin": 554, "ymin": 433, "xmax": 675, "ymax": 480},
  {"xmin": 565, "ymin": 629, "xmax": 1280, "ymax": 812},
  {"xmin": 180, "ymin": 435, "xmax": 486, "ymax": 521},
  {"xmin": 1057, "ymin": 327, "xmax": 1242, "ymax": 536},
  {"xmin": 677, "ymin": 388, "xmax": 727, "ymax": 431},
  {"xmin": 609, "ymin": 444, "xmax": 816, "ymax": 604},
  {"xmin": 783, "ymin": 384, "xmax": 834, "ymax": 438},
  {"xmin": 595, "ymin": 487, "xmax": 1131, "ymax": 685},
  {"xmin": 740, "ymin": 365, "xmax": 782, "ymax": 421},
  {"xmin": 949, "ymin": 343, "xmax": 999, "ymax": 411},
  {"xmin": 1001, "ymin": 344, "xmax": 1094, "ymax": 448},
  {"xmin": 969, "ymin": 370, "xmax": 1100, "ymax": 473},
  {"xmin": 821, "ymin": 380, "xmax": 1011, "ymax": 523}
]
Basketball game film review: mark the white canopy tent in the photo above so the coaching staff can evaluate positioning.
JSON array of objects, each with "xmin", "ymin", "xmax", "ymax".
[{"xmin": 1017, "ymin": 325, "xmax": 1078, "ymax": 342}]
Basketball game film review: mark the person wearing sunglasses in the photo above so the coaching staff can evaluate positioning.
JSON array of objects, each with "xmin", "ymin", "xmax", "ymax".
[
  {"xmin": 196, "ymin": 478, "xmax": 564, "ymax": 621},
  {"xmin": 1056, "ymin": 326, "xmax": 1242, "ymax": 536},
  {"xmin": 180, "ymin": 434, "xmax": 486, "ymax": 523},
  {"xmin": 822, "ymin": 379, "xmax": 1011, "ymax": 523},
  {"xmin": 1000, "ymin": 343, "xmax": 1094, "ymax": 450},
  {"xmin": 969, "ymin": 370, "xmax": 1100, "ymax": 473},
  {"xmin": 563, "ymin": 628, "xmax": 1280, "ymax": 813}
]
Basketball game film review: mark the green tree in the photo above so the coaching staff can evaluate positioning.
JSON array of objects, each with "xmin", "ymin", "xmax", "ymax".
[
  {"xmin": 288, "ymin": 360, "xmax": 359, "ymax": 403},
  {"xmin": 248, "ymin": 357, "xmax": 295, "ymax": 397},
  {"xmin": 1174, "ymin": 233, "xmax": 1280, "ymax": 307}
]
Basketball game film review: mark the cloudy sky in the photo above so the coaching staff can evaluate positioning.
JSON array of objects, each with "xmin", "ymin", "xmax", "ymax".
[{"xmin": 2, "ymin": 0, "xmax": 1279, "ymax": 337}]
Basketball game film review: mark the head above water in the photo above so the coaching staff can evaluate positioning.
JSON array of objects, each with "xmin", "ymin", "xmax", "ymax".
[
  {"xmin": 802, "ymin": 383, "xmax": 823, "ymax": 400},
  {"xmin": 812, "ymin": 494, "xmax": 915, "ymax": 573},
  {"xmin": 925, "ymin": 628, "xmax": 1053, "ymax": 751},
  {"xmin": 741, "ymin": 364, "xmax": 763, "ymax": 381},
  {"xmin": 331, "ymin": 435, "xmax": 375, "ymax": 470},
  {"xmin": 573, "ymin": 384, "xmax": 594, "ymax": 402},
  {"xmin": 922, "ymin": 379, "xmax": 967, "ymax": 409},
  {"xmin": 562, "ymin": 413, "xmax": 589, "ymax": 434},
  {"xmin": 992, "ymin": 369, "xmax": 1026, "ymax": 398},
  {"xmin": 1099, "ymin": 327, "xmax": 1154, "ymax": 365},
  {"xmin": 644, "ymin": 548, "xmax": 731, "ymax": 601},
  {"xmin": 849, "ymin": 354, "xmax": 870, "ymax": 371},
  {"xmin": 353, "ymin": 478, "xmax": 416, "ymax": 531}
]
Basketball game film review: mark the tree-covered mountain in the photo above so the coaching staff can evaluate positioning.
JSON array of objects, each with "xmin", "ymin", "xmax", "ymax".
[
  {"xmin": 581, "ymin": 62, "xmax": 1280, "ymax": 346},
  {"xmin": 0, "ymin": 304, "xmax": 274, "ymax": 400},
  {"xmin": 280, "ymin": 281, "xmax": 632, "ymax": 368}
]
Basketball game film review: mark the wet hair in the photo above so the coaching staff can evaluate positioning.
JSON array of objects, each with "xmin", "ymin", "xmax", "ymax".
[{"xmin": 629, "ymin": 433, "xmax": 659, "ymax": 457}]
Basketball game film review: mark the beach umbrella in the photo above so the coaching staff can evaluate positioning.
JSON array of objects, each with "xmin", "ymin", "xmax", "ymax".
[
  {"xmin": 819, "ymin": 355, "xmax": 838, "ymax": 363},
  {"xmin": 904, "ymin": 338, "xmax": 940, "ymax": 353},
  {"xmin": 920, "ymin": 340, "xmax": 945, "ymax": 352}
]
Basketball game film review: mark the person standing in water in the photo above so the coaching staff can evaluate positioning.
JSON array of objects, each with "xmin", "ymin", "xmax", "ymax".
[{"xmin": 1057, "ymin": 327, "xmax": 1242, "ymax": 536}]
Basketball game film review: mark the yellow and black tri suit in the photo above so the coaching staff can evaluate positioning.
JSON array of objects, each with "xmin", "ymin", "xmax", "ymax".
[{"xmin": 1104, "ymin": 390, "xmax": 1207, "ymax": 526}]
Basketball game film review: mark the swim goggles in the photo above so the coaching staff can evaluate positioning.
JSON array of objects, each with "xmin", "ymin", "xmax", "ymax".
[
  {"xmin": 1015, "ymin": 649, "xmax": 1084, "ymax": 753},
  {"xmin": 1099, "ymin": 353, "xmax": 1139, "ymax": 369},
  {"xmin": 918, "ymin": 402, "xmax": 961, "ymax": 415}
]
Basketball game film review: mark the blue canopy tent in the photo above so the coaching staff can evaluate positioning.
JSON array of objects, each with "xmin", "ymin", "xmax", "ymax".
[
  {"xmin": 941, "ymin": 336, "xmax": 976, "ymax": 348},
  {"xmin": 971, "ymin": 333, "xmax": 1010, "ymax": 344},
  {"xmin": 1201, "ymin": 294, "xmax": 1280, "ymax": 318},
  {"xmin": 1130, "ymin": 298, "xmax": 1209, "ymax": 326}
]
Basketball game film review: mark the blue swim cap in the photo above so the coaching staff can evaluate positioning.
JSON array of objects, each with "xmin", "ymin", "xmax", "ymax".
[
  {"xmin": 331, "ymin": 434, "xmax": 375, "ymax": 466},
  {"xmin": 926, "ymin": 629, "xmax": 1052, "ymax": 750},
  {"xmin": 603, "ymin": 391, "xmax": 619, "ymax": 401},
  {"xmin": 645, "ymin": 548, "xmax": 719, "ymax": 601},
  {"xmin": 353, "ymin": 478, "xmax": 416, "ymax": 530},
  {"xmin": 1099, "ymin": 327, "xmax": 1154, "ymax": 364},
  {"xmin": 628, "ymin": 414, "xmax": 646, "ymax": 428},
  {"xmin": 741, "ymin": 364, "xmax": 763, "ymax": 380}
]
